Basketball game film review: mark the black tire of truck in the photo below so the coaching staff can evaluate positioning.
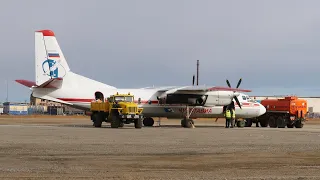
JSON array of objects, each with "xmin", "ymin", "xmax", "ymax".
[
  {"xmin": 134, "ymin": 116, "xmax": 142, "ymax": 129},
  {"xmin": 111, "ymin": 113, "xmax": 120, "ymax": 128},
  {"xmin": 93, "ymin": 113, "xmax": 103, "ymax": 128},
  {"xmin": 295, "ymin": 119, "xmax": 304, "ymax": 128}
]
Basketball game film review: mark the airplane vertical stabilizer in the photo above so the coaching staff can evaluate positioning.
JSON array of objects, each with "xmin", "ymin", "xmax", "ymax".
[{"xmin": 35, "ymin": 30, "xmax": 70, "ymax": 86}]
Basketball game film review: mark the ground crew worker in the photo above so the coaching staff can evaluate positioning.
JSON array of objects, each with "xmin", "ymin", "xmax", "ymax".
[
  {"xmin": 225, "ymin": 108, "xmax": 232, "ymax": 128},
  {"xmin": 231, "ymin": 108, "xmax": 236, "ymax": 128},
  {"xmin": 229, "ymin": 101, "xmax": 235, "ymax": 127},
  {"xmin": 222, "ymin": 105, "xmax": 227, "ymax": 124}
]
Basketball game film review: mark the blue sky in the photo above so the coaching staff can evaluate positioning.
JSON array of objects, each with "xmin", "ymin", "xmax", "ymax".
[{"xmin": 1, "ymin": 0, "xmax": 320, "ymax": 102}]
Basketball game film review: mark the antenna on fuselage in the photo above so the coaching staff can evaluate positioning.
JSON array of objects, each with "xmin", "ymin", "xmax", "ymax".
[
  {"xmin": 196, "ymin": 60, "xmax": 199, "ymax": 86},
  {"xmin": 192, "ymin": 75, "xmax": 195, "ymax": 86}
]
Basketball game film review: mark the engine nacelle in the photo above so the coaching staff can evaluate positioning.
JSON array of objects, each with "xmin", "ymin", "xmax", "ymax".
[
  {"xmin": 202, "ymin": 91, "xmax": 234, "ymax": 106},
  {"xmin": 159, "ymin": 91, "xmax": 235, "ymax": 106}
]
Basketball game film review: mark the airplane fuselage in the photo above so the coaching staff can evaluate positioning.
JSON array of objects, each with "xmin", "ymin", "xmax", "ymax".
[{"xmin": 31, "ymin": 73, "xmax": 265, "ymax": 119}]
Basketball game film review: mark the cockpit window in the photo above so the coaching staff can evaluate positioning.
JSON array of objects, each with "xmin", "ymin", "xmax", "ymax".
[{"xmin": 242, "ymin": 96, "xmax": 247, "ymax": 100}]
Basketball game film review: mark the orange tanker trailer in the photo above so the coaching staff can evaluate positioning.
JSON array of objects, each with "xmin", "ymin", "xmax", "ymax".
[{"xmin": 253, "ymin": 96, "xmax": 307, "ymax": 128}]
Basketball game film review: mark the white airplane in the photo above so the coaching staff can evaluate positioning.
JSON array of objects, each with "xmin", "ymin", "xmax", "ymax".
[{"xmin": 15, "ymin": 29, "xmax": 266, "ymax": 128}]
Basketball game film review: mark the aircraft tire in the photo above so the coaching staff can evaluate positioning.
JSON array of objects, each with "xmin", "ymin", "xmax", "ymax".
[
  {"xmin": 143, "ymin": 118, "xmax": 154, "ymax": 126},
  {"xmin": 184, "ymin": 119, "xmax": 193, "ymax": 128},
  {"xmin": 236, "ymin": 120, "xmax": 245, "ymax": 128}
]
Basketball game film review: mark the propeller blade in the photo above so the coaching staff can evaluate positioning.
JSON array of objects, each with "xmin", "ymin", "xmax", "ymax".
[
  {"xmin": 192, "ymin": 75, "xmax": 195, "ymax": 86},
  {"xmin": 236, "ymin": 78, "xmax": 242, "ymax": 88},
  {"xmin": 226, "ymin": 79, "xmax": 231, "ymax": 88},
  {"xmin": 234, "ymin": 96, "xmax": 242, "ymax": 109}
]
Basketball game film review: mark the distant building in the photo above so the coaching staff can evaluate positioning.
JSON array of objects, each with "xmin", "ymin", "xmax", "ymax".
[
  {"xmin": 3, "ymin": 102, "xmax": 28, "ymax": 115},
  {"xmin": 29, "ymin": 94, "xmax": 84, "ymax": 115}
]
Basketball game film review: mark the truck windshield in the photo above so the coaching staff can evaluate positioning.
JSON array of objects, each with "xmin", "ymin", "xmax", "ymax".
[{"xmin": 114, "ymin": 96, "xmax": 133, "ymax": 102}]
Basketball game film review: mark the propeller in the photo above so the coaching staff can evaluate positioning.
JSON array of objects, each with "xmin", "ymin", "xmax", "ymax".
[{"xmin": 226, "ymin": 78, "xmax": 243, "ymax": 109}]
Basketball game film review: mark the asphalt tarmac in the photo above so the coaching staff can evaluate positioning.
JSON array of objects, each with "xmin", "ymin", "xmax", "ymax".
[{"xmin": 1, "ymin": 117, "xmax": 320, "ymax": 180}]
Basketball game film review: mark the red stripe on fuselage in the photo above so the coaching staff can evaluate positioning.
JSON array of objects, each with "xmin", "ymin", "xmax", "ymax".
[
  {"xmin": 57, "ymin": 98, "xmax": 159, "ymax": 104},
  {"xmin": 57, "ymin": 98, "xmax": 259, "ymax": 107}
]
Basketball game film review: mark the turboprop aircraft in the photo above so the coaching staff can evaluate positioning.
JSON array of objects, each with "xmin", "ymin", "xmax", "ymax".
[{"xmin": 15, "ymin": 29, "xmax": 266, "ymax": 128}]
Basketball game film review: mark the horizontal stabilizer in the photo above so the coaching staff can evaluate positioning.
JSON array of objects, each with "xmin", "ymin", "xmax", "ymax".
[
  {"xmin": 15, "ymin": 78, "xmax": 63, "ymax": 89},
  {"xmin": 15, "ymin": 79, "xmax": 37, "ymax": 88}
]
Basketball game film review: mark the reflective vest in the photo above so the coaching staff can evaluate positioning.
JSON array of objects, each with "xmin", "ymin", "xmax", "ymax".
[
  {"xmin": 232, "ymin": 109, "xmax": 236, "ymax": 118},
  {"xmin": 225, "ymin": 110, "xmax": 231, "ymax": 119}
]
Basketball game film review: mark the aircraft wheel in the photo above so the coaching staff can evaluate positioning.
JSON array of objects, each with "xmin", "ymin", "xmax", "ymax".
[
  {"xmin": 184, "ymin": 119, "xmax": 193, "ymax": 128},
  {"xmin": 236, "ymin": 120, "xmax": 245, "ymax": 128},
  {"xmin": 143, "ymin": 118, "xmax": 154, "ymax": 126}
]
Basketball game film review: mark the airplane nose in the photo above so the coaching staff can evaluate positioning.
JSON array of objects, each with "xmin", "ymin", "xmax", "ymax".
[{"xmin": 259, "ymin": 104, "xmax": 266, "ymax": 116}]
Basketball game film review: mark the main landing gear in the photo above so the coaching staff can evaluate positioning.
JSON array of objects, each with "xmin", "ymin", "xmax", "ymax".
[
  {"xmin": 143, "ymin": 117, "xmax": 155, "ymax": 127},
  {"xmin": 181, "ymin": 105, "xmax": 196, "ymax": 128}
]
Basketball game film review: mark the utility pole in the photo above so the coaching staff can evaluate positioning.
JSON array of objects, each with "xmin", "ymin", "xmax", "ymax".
[
  {"xmin": 196, "ymin": 60, "xmax": 199, "ymax": 86},
  {"xmin": 6, "ymin": 80, "xmax": 8, "ymax": 102}
]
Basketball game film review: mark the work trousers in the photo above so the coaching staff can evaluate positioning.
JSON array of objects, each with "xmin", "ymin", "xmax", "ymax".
[{"xmin": 225, "ymin": 118, "xmax": 231, "ymax": 128}]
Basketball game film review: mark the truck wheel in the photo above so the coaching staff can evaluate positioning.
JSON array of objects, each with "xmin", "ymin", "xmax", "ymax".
[
  {"xmin": 259, "ymin": 119, "xmax": 268, "ymax": 127},
  {"xmin": 119, "ymin": 122, "xmax": 124, "ymax": 127},
  {"xmin": 268, "ymin": 116, "xmax": 277, "ymax": 128},
  {"xmin": 93, "ymin": 113, "xmax": 103, "ymax": 127},
  {"xmin": 287, "ymin": 123, "xmax": 294, "ymax": 128},
  {"xmin": 111, "ymin": 115, "xmax": 120, "ymax": 128},
  {"xmin": 276, "ymin": 116, "xmax": 286, "ymax": 128},
  {"xmin": 295, "ymin": 120, "xmax": 304, "ymax": 128},
  {"xmin": 134, "ymin": 116, "xmax": 142, "ymax": 129}
]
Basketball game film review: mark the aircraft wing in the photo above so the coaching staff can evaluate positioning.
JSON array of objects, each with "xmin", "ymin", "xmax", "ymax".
[{"xmin": 173, "ymin": 85, "xmax": 252, "ymax": 93}]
